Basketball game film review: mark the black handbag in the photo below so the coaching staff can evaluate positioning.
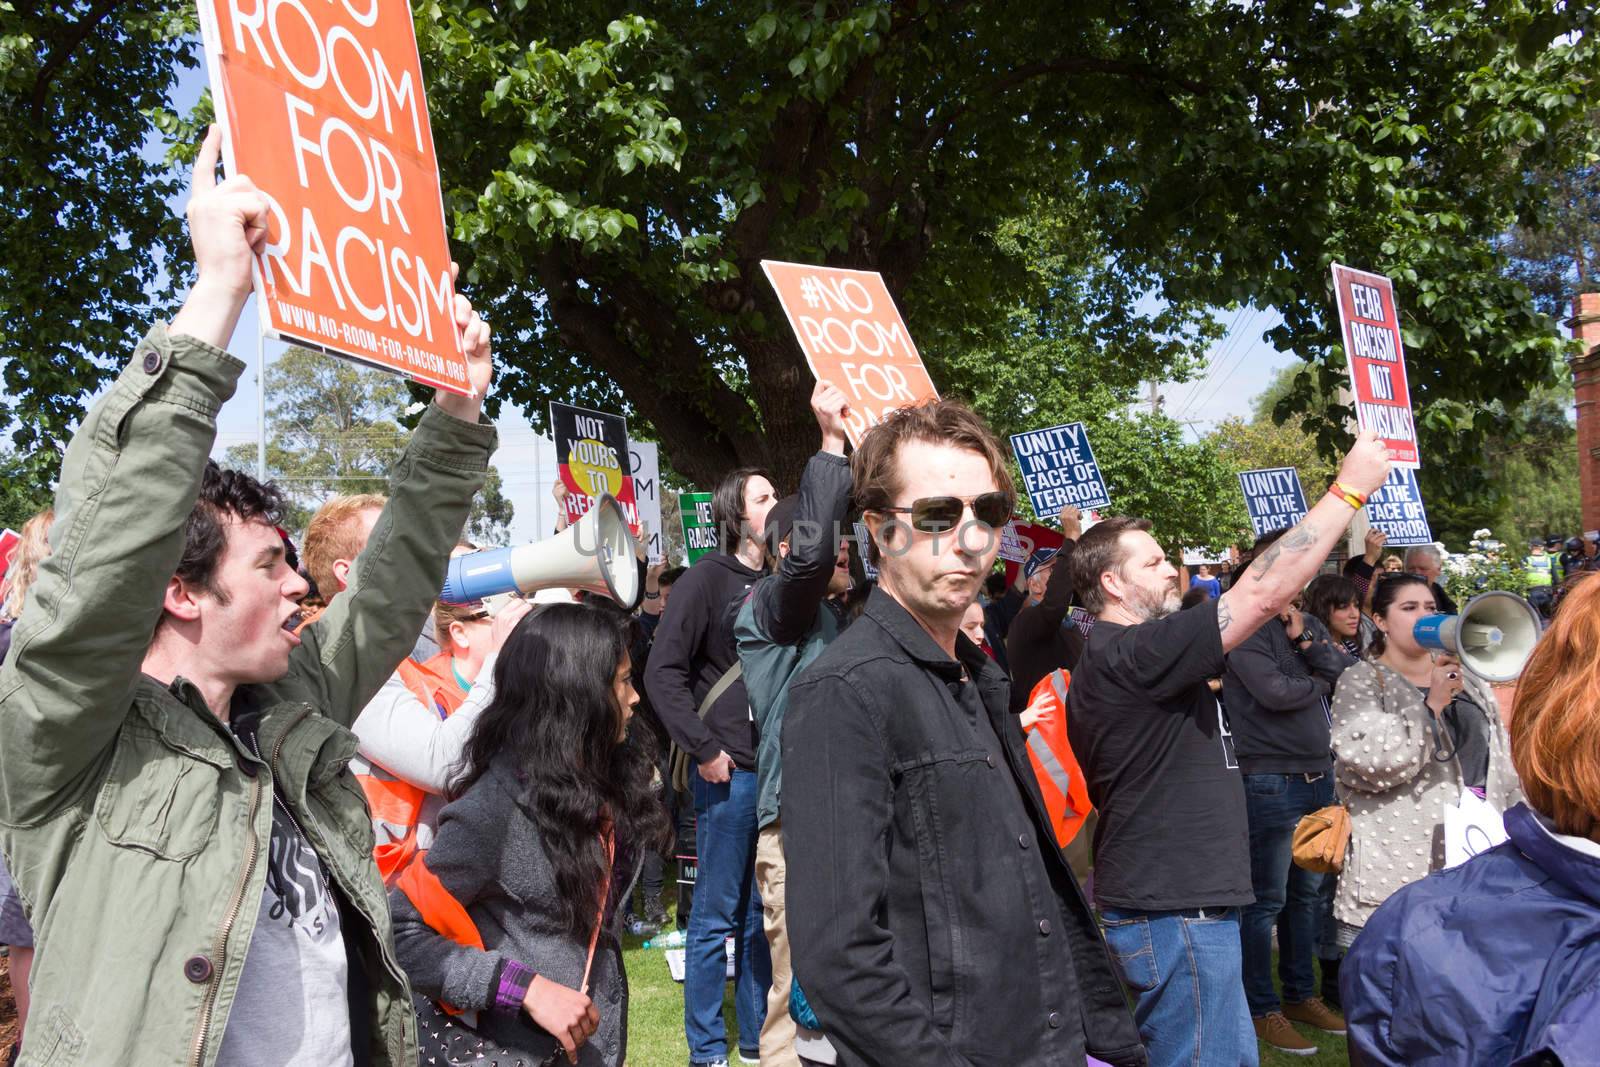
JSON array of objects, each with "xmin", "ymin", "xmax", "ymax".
[
  {"xmin": 414, "ymin": 993, "xmax": 550, "ymax": 1066},
  {"xmin": 413, "ymin": 825, "xmax": 616, "ymax": 1067}
]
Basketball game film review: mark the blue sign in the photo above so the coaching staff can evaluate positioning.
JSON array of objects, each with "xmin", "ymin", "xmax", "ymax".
[
  {"xmin": 1237, "ymin": 467, "xmax": 1309, "ymax": 537},
  {"xmin": 1008, "ymin": 422, "xmax": 1111, "ymax": 517},
  {"xmin": 1365, "ymin": 468, "xmax": 1433, "ymax": 547}
]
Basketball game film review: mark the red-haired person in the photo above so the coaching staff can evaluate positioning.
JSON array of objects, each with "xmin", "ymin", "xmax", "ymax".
[{"xmin": 1341, "ymin": 572, "xmax": 1600, "ymax": 1065}]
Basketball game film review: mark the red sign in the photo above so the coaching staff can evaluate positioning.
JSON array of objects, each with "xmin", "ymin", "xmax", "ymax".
[
  {"xmin": 1332, "ymin": 263, "xmax": 1420, "ymax": 468},
  {"xmin": 197, "ymin": 0, "xmax": 471, "ymax": 395},
  {"xmin": 0, "ymin": 529, "xmax": 18, "ymax": 586},
  {"xmin": 1000, "ymin": 523, "xmax": 1065, "ymax": 587},
  {"xmin": 761, "ymin": 261, "xmax": 939, "ymax": 446}
]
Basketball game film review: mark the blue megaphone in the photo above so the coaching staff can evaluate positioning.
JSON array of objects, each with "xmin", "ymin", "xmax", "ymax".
[
  {"xmin": 1412, "ymin": 590, "xmax": 1542, "ymax": 683},
  {"xmin": 441, "ymin": 495, "xmax": 641, "ymax": 609}
]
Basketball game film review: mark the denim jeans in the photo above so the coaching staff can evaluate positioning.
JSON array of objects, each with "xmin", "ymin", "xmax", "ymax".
[
  {"xmin": 686, "ymin": 767, "xmax": 770, "ymax": 1063},
  {"xmin": 1100, "ymin": 907, "xmax": 1258, "ymax": 1067},
  {"xmin": 1240, "ymin": 772, "xmax": 1336, "ymax": 1015}
]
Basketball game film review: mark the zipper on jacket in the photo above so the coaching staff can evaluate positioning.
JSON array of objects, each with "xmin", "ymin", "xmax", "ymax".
[{"xmin": 186, "ymin": 706, "xmax": 310, "ymax": 1067}]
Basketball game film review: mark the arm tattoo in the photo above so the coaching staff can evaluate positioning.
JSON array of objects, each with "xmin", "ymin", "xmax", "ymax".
[
  {"xmin": 1217, "ymin": 596, "xmax": 1234, "ymax": 637},
  {"xmin": 1248, "ymin": 522, "xmax": 1320, "ymax": 582}
]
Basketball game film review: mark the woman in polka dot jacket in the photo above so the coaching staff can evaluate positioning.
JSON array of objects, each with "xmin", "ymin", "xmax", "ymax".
[{"xmin": 1328, "ymin": 574, "xmax": 1520, "ymax": 943}]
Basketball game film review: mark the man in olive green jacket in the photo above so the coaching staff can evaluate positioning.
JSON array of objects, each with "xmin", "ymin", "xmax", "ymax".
[{"xmin": 0, "ymin": 128, "xmax": 496, "ymax": 1067}]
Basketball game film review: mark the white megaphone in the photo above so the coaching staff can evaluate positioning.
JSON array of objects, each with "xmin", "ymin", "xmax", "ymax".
[
  {"xmin": 1412, "ymin": 590, "xmax": 1543, "ymax": 682},
  {"xmin": 440, "ymin": 494, "xmax": 642, "ymax": 610}
]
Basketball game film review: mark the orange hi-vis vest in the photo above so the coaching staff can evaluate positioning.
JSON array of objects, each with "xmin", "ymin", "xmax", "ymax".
[
  {"xmin": 354, "ymin": 652, "xmax": 467, "ymax": 886},
  {"xmin": 1023, "ymin": 669, "xmax": 1093, "ymax": 848}
]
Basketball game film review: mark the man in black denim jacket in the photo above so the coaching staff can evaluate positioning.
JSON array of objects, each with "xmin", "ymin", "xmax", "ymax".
[{"xmin": 782, "ymin": 400, "xmax": 1145, "ymax": 1067}]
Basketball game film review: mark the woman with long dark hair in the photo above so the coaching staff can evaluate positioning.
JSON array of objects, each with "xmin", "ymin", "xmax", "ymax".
[
  {"xmin": 1327, "ymin": 574, "xmax": 1519, "ymax": 951},
  {"xmin": 390, "ymin": 603, "xmax": 672, "ymax": 1066}
]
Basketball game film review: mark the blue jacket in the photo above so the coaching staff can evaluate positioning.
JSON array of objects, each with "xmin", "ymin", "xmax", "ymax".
[{"xmin": 1342, "ymin": 802, "xmax": 1600, "ymax": 1067}]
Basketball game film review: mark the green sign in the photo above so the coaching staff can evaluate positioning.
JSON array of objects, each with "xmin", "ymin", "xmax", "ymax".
[{"xmin": 679, "ymin": 491, "xmax": 718, "ymax": 564}]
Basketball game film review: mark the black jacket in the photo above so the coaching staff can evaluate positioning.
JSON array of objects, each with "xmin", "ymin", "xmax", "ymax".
[
  {"xmin": 1006, "ymin": 541, "xmax": 1083, "ymax": 712},
  {"xmin": 783, "ymin": 588, "xmax": 1146, "ymax": 1067},
  {"xmin": 1221, "ymin": 616, "xmax": 1332, "ymax": 775},
  {"xmin": 644, "ymin": 551, "xmax": 763, "ymax": 769}
]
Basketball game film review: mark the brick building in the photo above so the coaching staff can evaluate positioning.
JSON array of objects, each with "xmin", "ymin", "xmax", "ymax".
[{"xmin": 1570, "ymin": 292, "xmax": 1600, "ymax": 533}]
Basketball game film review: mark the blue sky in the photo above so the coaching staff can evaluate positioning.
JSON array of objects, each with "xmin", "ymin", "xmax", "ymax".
[{"xmin": 157, "ymin": 59, "xmax": 1297, "ymax": 543}]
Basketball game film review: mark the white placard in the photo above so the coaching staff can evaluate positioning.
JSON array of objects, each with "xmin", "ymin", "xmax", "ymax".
[{"xmin": 628, "ymin": 441, "xmax": 665, "ymax": 564}]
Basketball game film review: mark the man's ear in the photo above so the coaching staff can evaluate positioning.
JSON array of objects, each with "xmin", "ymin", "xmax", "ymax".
[
  {"xmin": 162, "ymin": 575, "xmax": 204, "ymax": 623},
  {"xmin": 1099, "ymin": 568, "xmax": 1124, "ymax": 607},
  {"xmin": 331, "ymin": 557, "xmax": 354, "ymax": 592}
]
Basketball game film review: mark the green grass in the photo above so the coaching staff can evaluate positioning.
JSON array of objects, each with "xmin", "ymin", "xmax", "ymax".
[{"xmin": 617, "ymin": 886, "xmax": 1347, "ymax": 1066}]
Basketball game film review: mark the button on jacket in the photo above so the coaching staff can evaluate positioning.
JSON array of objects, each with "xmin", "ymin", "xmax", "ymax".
[{"xmin": 782, "ymin": 588, "xmax": 1145, "ymax": 1067}]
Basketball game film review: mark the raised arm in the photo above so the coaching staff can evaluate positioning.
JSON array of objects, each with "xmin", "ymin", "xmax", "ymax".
[
  {"xmin": 289, "ymin": 278, "xmax": 497, "ymax": 725},
  {"xmin": 755, "ymin": 381, "xmax": 853, "ymax": 646},
  {"xmin": 1035, "ymin": 508, "xmax": 1082, "ymax": 624},
  {"xmin": 0, "ymin": 127, "xmax": 262, "ymax": 823},
  {"xmin": 1217, "ymin": 431, "xmax": 1391, "ymax": 653}
]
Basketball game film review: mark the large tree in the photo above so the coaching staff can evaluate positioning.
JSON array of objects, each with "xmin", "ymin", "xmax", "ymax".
[
  {"xmin": 224, "ymin": 347, "xmax": 514, "ymax": 539},
  {"xmin": 0, "ymin": 1, "xmax": 196, "ymax": 460},
  {"xmin": 421, "ymin": 0, "xmax": 1597, "ymax": 488},
  {"xmin": 4, "ymin": 0, "xmax": 1598, "ymax": 501}
]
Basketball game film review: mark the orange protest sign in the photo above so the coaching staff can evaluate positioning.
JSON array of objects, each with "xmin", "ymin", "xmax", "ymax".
[
  {"xmin": 197, "ymin": 0, "xmax": 471, "ymax": 395},
  {"xmin": 761, "ymin": 261, "xmax": 939, "ymax": 445}
]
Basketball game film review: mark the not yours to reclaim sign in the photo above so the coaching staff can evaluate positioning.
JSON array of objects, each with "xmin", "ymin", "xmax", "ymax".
[
  {"xmin": 198, "ymin": 0, "xmax": 471, "ymax": 393},
  {"xmin": 760, "ymin": 261, "xmax": 939, "ymax": 446}
]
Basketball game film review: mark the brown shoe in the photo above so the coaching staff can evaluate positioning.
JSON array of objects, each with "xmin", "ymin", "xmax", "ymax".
[
  {"xmin": 1254, "ymin": 1012, "xmax": 1317, "ymax": 1056},
  {"xmin": 1285, "ymin": 995, "xmax": 1347, "ymax": 1034}
]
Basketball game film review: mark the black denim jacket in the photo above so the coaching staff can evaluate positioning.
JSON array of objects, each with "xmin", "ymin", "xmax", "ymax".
[{"xmin": 782, "ymin": 588, "xmax": 1146, "ymax": 1067}]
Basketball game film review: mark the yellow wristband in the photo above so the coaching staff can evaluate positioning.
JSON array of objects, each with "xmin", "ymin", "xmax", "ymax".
[{"xmin": 1328, "ymin": 483, "xmax": 1366, "ymax": 509}]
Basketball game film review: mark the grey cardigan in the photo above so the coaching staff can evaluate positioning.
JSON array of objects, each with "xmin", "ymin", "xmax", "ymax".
[
  {"xmin": 389, "ymin": 756, "xmax": 639, "ymax": 1065},
  {"xmin": 1329, "ymin": 660, "xmax": 1520, "ymax": 928}
]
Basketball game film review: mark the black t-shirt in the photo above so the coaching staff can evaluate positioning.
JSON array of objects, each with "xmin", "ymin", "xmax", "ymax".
[{"xmin": 1065, "ymin": 597, "xmax": 1252, "ymax": 911}]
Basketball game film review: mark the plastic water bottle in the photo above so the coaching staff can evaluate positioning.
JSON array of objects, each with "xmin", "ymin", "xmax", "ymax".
[{"xmin": 643, "ymin": 929, "xmax": 688, "ymax": 950}]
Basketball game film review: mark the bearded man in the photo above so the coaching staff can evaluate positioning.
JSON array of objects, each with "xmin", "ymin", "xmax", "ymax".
[{"xmin": 1064, "ymin": 430, "xmax": 1390, "ymax": 1067}]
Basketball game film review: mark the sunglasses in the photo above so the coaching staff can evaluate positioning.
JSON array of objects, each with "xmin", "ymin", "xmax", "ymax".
[{"xmin": 876, "ymin": 491, "xmax": 1015, "ymax": 533}]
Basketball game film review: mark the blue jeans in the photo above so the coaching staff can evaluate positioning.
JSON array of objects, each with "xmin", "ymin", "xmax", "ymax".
[
  {"xmin": 686, "ymin": 767, "xmax": 770, "ymax": 1062},
  {"xmin": 1240, "ymin": 772, "xmax": 1335, "ymax": 1016},
  {"xmin": 1100, "ymin": 907, "xmax": 1258, "ymax": 1067}
]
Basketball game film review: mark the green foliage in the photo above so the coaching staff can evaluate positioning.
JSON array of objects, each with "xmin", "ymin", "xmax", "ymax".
[
  {"xmin": 3, "ymin": 0, "xmax": 1598, "ymax": 511},
  {"xmin": 1092, "ymin": 415, "xmax": 1253, "ymax": 554},
  {"xmin": 0, "ymin": 448, "xmax": 55, "ymax": 533},
  {"xmin": 1501, "ymin": 161, "xmax": 1599, "ymax": 317},
  {"xmin": 464, "ymin": 466, "xmax": 515, "ymax": 547},
  {"xmin": 0, "ymin": 0, "xmax": 196, "ymax": 468},
  {"xmin": 1443, "ymin": 550, "xmax": 1533, "ymax": 603},
  {"xmin": 413, "ymin": 0, "xmax": 1600, "ymax": 489},
  {"xmin": 1424, "ymin": 371, "xmax": 1580, "ymax": 548},
  {"xmin": 222, "ymin": 347, "xmax": 511, "ymax": 539}
]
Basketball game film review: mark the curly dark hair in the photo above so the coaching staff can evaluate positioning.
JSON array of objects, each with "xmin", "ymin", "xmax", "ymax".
[
  {"xmin": 175, "ymin": 461, "xmax": 289, "ymax": 604},
  {"xmin": 1303, "ymin": 574, "xmax": 1361, "ymax": 633},
  {"xmin": 450, "ymin": 602, "xmax": 672, "ymax": 940}
]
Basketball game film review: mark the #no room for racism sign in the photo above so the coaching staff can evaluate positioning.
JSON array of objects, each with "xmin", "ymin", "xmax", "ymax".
[
  {"xmin": 197, "ymin": 0, "xmax": 471, "ymax": 393},
  {"xmin": 760, "ymin": 261, "xmax": 939, "ymax": 447}
]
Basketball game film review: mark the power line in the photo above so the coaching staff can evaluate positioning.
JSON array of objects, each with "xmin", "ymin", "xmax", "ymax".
[{"xmin": 1173, "ymin": 306, "xmax": 1249, "ymax": 421}]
